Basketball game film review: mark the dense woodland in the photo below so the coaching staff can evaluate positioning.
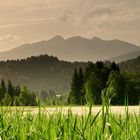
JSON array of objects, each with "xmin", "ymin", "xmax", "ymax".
[
  {"xmin": 0, "ymin": 80, "xmax": 37, "ymax": 106},
  {"xmin": 0, "ymin": 55, "xmax": 139, "ymax": 106},
  {"xmin": 68, "ymin": 61, "xmax": 140, "ymax": 105},
  {"xmin": 120, "ymin": 56, "xmax": 140, "ymax": 72},
  {"xmin": 0, "ymin": 55, "xmax": 87, "ymax": 93}
]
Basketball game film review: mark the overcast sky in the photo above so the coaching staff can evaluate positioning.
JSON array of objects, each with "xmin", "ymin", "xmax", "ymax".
[{"xmin": 0, "ymin": 0, "xmax": 140, "ymax": 51}]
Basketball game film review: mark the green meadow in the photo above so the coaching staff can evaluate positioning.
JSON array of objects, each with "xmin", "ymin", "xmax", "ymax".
[{"xmin": 0, "ymin": 105, "xmax": 139, "ymax": 140}]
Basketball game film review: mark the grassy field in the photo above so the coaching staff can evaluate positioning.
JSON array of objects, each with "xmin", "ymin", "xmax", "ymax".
[
  {"xmin": 0, "ymin": 105, "xmax": 140, "ymax": 140},
  {"xmin": 1, "ymin": 106, "xmax": 140, "ymax": 115}
]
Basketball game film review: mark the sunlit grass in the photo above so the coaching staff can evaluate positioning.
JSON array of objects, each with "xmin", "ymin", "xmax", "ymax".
[{"xmin": 0, "ymin": 104, "xmax": 140, "ymax": 140}]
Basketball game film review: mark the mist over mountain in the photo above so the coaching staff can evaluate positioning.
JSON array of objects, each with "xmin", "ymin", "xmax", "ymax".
[
  {"xmin": 109, "ymin": 50, "xmax": 140, "ymax": 63},
  {"xmin": 120, "ymin": 55, "xmax": 140, "ymax": 73},
  {"xmin": 0, "ymin": 36, "xmax": 139, "ymax": 62}
]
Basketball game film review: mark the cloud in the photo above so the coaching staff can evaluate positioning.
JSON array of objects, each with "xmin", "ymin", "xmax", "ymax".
[
  {"xmin": 0, "ymin": 17, "xmax": 57, "ymax": 29},
  {"xmin": 81, "ymin": 6, "xmax": 112, "ymax": 25},
  {"xmin": 59, "ymin": 10, "xmax": 74, "ymax": 23},
  {"xmin": 0, "ymin": 34, "xmax": 21, "ymax": 44},
  {"xmin": 78, "ymin": 0, "xmax": 140, "ymax": 29},
  {"xmin": 0, "ymin": 34, "xmax": 24, "ymax": 51},
  {"xmin": 86, "ymin": 7, "xmax": 112, "ymax": 19},
  {"xmin": 0, "ymin": 0, "xmax": 140, "ymax": 50}
]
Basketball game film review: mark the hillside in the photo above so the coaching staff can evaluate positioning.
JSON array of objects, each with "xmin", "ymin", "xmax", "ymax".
[
  {"xmin": 110, "ymin": 50, "xmax": 140, "ymax": 63},
  {"xmin": 0, "ymin": 36, "xmax": 139, "ymax": 62},
  {"xmin": 0, "ymin": 55, "xmax": 88, "ymax": 93},
  {"xmin": 120, "ymin": 56, "xmax": 140, "ymax": 72}
]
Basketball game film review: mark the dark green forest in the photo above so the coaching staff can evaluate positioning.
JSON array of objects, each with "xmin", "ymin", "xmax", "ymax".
[
  {"xmin": 120, "ymin": 56, "xmax": 140, "ymax": 72},
  {"xmin": 0, "ymin": 80, "xmax": 37, "ymax": 106},
  {"xmin": 0, "ymin": 55, "xmax": 88, "ymax": 93},
  {"xmin": 0, "ymin": 55, "xmax": 140, "ymax": 106},
  {"xmin": 68, "ymin": 61, "xmax": 140, "ymax": 105}
]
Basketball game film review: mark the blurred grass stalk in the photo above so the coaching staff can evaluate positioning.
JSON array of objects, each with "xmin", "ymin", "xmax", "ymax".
[{"xmin": 0, "ymin": 96, "xmax": 139, "ymax": 139}]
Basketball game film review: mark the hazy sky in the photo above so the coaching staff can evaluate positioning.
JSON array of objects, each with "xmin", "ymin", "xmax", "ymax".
[{"xmin": 0, "ymin": 0, "xmax": 140, "ymax": 51}]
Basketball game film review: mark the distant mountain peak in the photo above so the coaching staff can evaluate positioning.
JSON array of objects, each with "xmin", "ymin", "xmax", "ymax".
[
  {"xmin": 50, "ymin": 35, "xmax": 64, "ymax": 41},
  {"xmin": 67, "ymin": 36, "xmax": 84, "ymax": 40},
  {"xmin": 109, "ymin": 38, "xmax": 135, "ymax": 45},
  {"xmin": 0, "ymin": 35, "xmax": 139, "ymax": 62},
  {"xmin": 92, "ymin": 37, "xmax": 102, "ymax": 41}
]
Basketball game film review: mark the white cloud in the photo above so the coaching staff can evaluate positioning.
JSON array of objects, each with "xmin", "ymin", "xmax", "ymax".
[
  {"xmin": 0, "ymin": 34, "xmax": 20, "ymax": 43},
  {"xmin": 59, "ymin": 10, "xmax": 74, "ymax": 23},
  {"xmin": 0, "ymin": 17, "xmax": 57, "ymax": 29},
  {"xmin": 0, "ymin": 34, "xmax": 24, "ymax": 51},
  {"xmin": 0, "ymin": 0, "xmax": 140, "ymax": 51}
]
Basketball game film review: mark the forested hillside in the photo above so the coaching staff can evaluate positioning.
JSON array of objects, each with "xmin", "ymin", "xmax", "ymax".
[
  {"xmin": 0, "ymin": 55, "xmax": 88, "ymax": 94},
  {"xmin": 0, "ymin": 80, "xmax": 37, "ymax": 106},
  {"xmin": 68, "ymin": 61, "xmax": 140, "ymax": 105},
  {"xmin": 109, "ymin": 50, "xmax": 140, "ymax": 63},
  {"xmin": 120, "ymin": 56, "xmax": 140, "ymax": 72}
]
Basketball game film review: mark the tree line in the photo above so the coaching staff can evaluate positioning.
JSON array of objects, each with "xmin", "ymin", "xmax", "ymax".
[
  {"xmin": 0, "ymin": 54, "xmax": 88, "ymax": 93},
  {"xmin": 120, "ymin": 55, "xmax": 140, "ymax": 73},
  {"xmin": 68, "ymin": 61, "xmax": 140, "ymax": 105},
  {"xmin": 0, "ymin": 80, "xmax": 38, "ymax": 106},
  {"xmin": 39, "ymin": 90, "xmax": 68, "ymax": 106}
]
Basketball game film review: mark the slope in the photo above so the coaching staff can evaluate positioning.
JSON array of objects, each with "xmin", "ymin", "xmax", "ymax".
[
  {"xmin": 0, "ymin": 55, "xmax": 88, "ymax": 93},
  {"xmin": 0, "ymin": 36, "xmax": 139, "ymax": 62}
]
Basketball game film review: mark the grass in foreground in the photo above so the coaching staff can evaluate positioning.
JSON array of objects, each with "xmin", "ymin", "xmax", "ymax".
[{"xmin": 0, "ymin": 105, "xmax": 140, "ymax": 140}]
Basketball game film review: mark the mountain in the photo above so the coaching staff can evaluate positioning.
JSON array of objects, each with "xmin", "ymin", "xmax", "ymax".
[
  {"xmin": 109, "ymin": 50, "xmax": 140, "ymax": 63},
  {"xmin": 0, "ymin": 55, "xmax": 88, "ymax": 93},
  {"xmin": 120, "ymin": 56, "xmax": 140, "ymax": 73},
  {"xmin": 0, "ymin": 36, "xmax": 139, "ymax": 62}
]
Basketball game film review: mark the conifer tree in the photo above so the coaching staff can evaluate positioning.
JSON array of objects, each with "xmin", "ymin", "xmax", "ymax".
[
  {"xmin": 0, "ymin": 79, "xmax": 6, "ymax": 101},
  {"xmin": 7, "ymin": 80, "xmax": 14, "ymax": 97},
  {"xmin": 15, "ymin": 84, "xmax": 21, "ymax": 96},
  {"xmin": 2, "ymin": 93, "xmax": 12, "ymax": 106},
  {"xmin": 78, "ymin": 67, "xmax": 86, "ymax": 105},
  {"xmin": 111, "ymin": 62, "xmax": 119, "ymax": 72},
  {"xmin": 68, "ymin": 68, "xmax": 79, "ymax": 104},
  {"xmin": 68, "ymin": 68, "xmax": 86, "ymax": 105}
]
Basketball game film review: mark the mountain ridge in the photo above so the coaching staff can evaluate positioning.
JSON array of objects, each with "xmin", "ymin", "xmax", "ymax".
[
  {"xmin": 120, "ymin": 55, "xmax": 140, "ymax": 72},
  {"xmin": 109, "ymin": 50, "xmax": 140, "ymax": 63},
  {"xmin": 0, "ymin": 35, "xmax": 139, "ymax": 62}
]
